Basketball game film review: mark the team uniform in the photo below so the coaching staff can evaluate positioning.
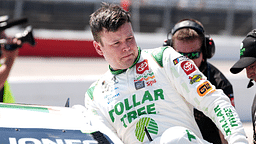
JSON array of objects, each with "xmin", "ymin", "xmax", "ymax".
[
  {"xmin": 85, "ymin": 47, "xmax": 248, "ymax": 143},
  {"xmin": 194, "ymin": 62, "xmax": 234, "ymax": 143}
]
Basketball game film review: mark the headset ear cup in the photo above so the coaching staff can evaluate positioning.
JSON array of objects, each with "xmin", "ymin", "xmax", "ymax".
[
  {"xmin": 163, "ymin": 39, "xmax": 172, "ymax": 46},
  {"xmin": 169, "ymin": 39, "xmax": 173, "ymax": 47},
  {"xmin": 205, "ymin": 36, "xmax": 215, "ymax": 59}
]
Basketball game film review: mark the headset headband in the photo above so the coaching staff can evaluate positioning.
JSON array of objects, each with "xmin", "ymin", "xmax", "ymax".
[
  {"xmin": 171, "ymin": 20, "xmax": 205, "ymax": 36},
  {"xmin": 167, "ymin": 19, "xmax": 215, "ymax": 59}
]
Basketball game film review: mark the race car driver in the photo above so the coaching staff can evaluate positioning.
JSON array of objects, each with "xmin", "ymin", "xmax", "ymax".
[{"xmin": 85, "ymin": 2, "xmax": 248, "ymax": 143}]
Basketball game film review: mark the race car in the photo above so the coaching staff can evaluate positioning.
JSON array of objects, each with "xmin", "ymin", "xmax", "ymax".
[{"xmin": 0, "ymin": 102, "xmax": 123, "ymax": 144}]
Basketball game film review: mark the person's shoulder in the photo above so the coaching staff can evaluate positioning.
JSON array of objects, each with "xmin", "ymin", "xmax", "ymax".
[
  {"xmin": 207, "ymin": 62, "xmax": 222, "ymax": 72},
  {"xmin": 89, "ymin": 71, "xmax": 111, "ymax": 87},
  {"xmin": 142, "ymin": 46, "xmax": 170, "ymax": 67},
  {"xmin": 207, "ymin": 62, "xmax": 230, "ymax": 81},
  {"xmin": 85, "ymin": 71, "xmax": 112, "ymax": 99},
  {"xmin": 143, "ymin": 46, "xmax": 183, "ymax": 67}
]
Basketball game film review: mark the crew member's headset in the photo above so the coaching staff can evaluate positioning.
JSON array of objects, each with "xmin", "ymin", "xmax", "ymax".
[{"xmin": 164, "ymin": 20, "xmax": 215, "ymax": 59}]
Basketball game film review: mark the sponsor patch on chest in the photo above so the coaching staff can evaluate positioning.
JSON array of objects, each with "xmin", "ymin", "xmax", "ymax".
[
  {"xmin": 136, "ymin": 59, "xmax": 149, "ymax": 74},
  {"xmin": 134, "ymin": 59, "xmax": 157, "ymax": 89}
]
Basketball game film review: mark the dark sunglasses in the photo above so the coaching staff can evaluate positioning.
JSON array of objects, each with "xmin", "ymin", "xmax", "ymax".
[{"xmin": 179, "ymin": 50, "xmax": 201, "ymax": 59}]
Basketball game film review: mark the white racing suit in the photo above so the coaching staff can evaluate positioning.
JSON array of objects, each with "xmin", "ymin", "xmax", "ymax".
[{"xmin": 85, "ymin": 47, "xmax": 248, "ymax": 143}]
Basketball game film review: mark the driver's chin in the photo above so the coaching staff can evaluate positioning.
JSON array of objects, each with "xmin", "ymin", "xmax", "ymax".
[
  {"xmin": 122, "ymin": 62, "xmax": 133, "ymax": 69},
  {"xmin": 122, "ymin": 56, "xmax": 136, "ymax": 66},
  {"xmin": 119, "ymin": 60, "xmax": 133, "ymax": 70}
]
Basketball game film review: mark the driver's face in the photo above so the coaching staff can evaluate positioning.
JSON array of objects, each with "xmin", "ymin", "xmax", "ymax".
[{"xmin": 93, "ymin": 22, "xmax": 138, "ymax": 70}]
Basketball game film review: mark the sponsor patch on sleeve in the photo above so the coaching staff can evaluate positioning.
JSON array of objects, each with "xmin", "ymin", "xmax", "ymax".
[
  {"xmin": 189, "ymin": 74, "xmax": 204, "ymax": 84},
  {"xmin": 197, "ymin": 81, "xmax": 213, "ymax": 97},
  {"xmin": 173, "ymin": 56, "xmax": 188, "ymax": 65},
  {"xmin": 180, "ymin": 61, "xmax": 196, "ymax": 75}
]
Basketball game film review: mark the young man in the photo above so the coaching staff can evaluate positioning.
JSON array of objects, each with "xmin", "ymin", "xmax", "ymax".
[
  {"xmin": 230, "ymin": 29, "xmax": 256, "ymax": 144},
  {"xmin": 164, "ymin": 19, "xmax": 234, "ymax": 144},
  {"xmin": 85, "ymin": 2, "xmax": 248, "ymax": 143}
]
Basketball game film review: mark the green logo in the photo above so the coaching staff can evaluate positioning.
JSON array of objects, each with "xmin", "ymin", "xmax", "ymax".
[
  {"xmin": 214, "ymin": 105, "xmax": 238, "ymax": 136},
  {"xmin": 135, "ymin": 117, "xmax": 158, "ymax": 142},
  {"xmin": 186, "ymin": 130, "xmax": 196, "ymax": 141},
  {"xmin": 240, "ymin": 47, "xmax": 245, "ymax": 56}
]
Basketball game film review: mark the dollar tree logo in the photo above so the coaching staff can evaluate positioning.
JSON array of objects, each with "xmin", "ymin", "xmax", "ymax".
[{"xmin": 135, "ymin": 117, "xmax": 158, "ymax": 142}]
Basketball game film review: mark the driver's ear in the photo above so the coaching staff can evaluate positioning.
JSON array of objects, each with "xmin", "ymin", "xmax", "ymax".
[{"xmin": 93, "ymin": 41, "xmax": 103, "ymax": 56}]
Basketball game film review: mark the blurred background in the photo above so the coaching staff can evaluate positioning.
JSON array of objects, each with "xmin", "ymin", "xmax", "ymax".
[
  {"xmin": 0, "ymin": 0, "xmax": 256, "ymax": 124},
  {"xmin": 1, "ymin": 0, "xmax": 256, "ymax": 35}
]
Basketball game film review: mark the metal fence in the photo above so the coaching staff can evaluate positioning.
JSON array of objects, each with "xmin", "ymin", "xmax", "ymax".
[{"xmin": 1, "ymin": 0, "xmax": 256, "ymax": 36}]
